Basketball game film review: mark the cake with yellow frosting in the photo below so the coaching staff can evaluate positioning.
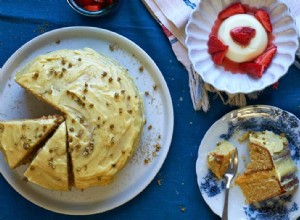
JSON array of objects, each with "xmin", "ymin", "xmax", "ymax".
[
  {"xmin": 207, "ymin": 141, "xmax": 236, "ymax": 179},
  {"xmin": 0, "ymin": 115, "xmax": 63, "ymax": 169},
  {"xmin": 24, "ymin": 122, "xmax": 69, "ymax": 191},
  {"xmin": 235, "ymin": 130, "xmax": 298, "ymax": 203},
  {"xmin": 15, "ymin": 48, "xmax": 145, "ymax": 190}
]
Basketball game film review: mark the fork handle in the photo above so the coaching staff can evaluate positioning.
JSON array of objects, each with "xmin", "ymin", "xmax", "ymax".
[{"xmin": 221, "ymin": 188, "xmax": 230, "ymax": 220}]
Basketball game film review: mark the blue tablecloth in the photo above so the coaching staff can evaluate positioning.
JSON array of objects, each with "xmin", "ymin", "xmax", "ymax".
[{"xmin": 0, "ymin": 1, "xmax": 300, "ymax": 219}]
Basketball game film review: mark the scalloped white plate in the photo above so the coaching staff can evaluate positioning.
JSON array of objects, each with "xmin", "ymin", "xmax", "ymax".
[
  {"xmin": 186, "ymin": 0, "xmax": 299, "ymax": 94},
  {"xmin": 0, "ymin": 27, "xmax": 174, "ymax": 215}
]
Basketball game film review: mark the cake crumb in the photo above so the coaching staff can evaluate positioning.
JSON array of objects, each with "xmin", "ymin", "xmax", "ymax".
[
  {"xmin": 109, "ymin": 43, "xmax": 118, "ymax": 51},
  {"xmin": 180, "ymin": 207, "xmax": 186, "ymax": 213},
  {"xmin": 157, "ymin": 179, "xmax": 162, "ymax": 186}
]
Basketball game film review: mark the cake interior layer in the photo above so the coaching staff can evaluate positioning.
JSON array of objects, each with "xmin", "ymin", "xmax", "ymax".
[{"xmin": 235, "ymin": 170, "xmax": 284, "ymax": 203}]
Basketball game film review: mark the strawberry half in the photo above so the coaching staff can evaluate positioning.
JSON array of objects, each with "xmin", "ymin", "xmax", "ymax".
[
  {"xmin": 255, "ymin": 10, "xmax": 272, "ymax": 32},
  {"xmin": 240, "ymin": 63, "xmax": 264, "ymax": 78},
  {"xmin": 230, "ymin": 27, "xmax": 256, "ymax": 46},
  {"xmin": 254, "ymin": 44, "xmax": 277, "ymax": 69},
  {"xmin": 218, "ymin": 3, "xmax": 245, "ymax": 20},
  {"xmin": 212, "ymin": 50, "xmax": 227, "ymax": 65},
  {"xmin": 208, "ymin": 35, "xmax": 228, "ymax": 54}
]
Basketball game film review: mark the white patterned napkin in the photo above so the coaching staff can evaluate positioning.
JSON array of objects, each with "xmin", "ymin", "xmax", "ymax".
[{"xmin": 142, "ymin": 0, "xmax": 300, "ymax": 112}]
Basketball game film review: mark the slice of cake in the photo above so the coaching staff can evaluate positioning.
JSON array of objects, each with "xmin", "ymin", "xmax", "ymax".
[
  {"xmin": 24, "ymin": 122, "xmax": 69, "ymax": 191},
  {"xmin": 207, "ymin": 141, "xmax": 237, "ymax": 179},
  {"xmin": 0, "ymin": 115, "xmax": 63, "ymax": 168},
  {"xmin": 235, "ymin": 130, "xmax": 298, "ymax": 203},
  {"xmin": 15, "ymin": 48, "xmax": 145, "ymax": 189}
]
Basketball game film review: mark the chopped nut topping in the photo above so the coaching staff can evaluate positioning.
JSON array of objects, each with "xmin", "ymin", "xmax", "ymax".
[
  {"xmin": 139, "ymin": 66, "xmax": 144, "ymax": 72},
  {"xmin": 71, "ymin": 119, "xmax": 75, "ymax": 123},
  {"xmin": 61, "ymin": 58, "xmax": 66, "ymax": 65},
  {"xmin": 32, "ymin": 72, "xmax": 39, "ymax": 80},
  {"xmin": 76, "ymin": 130, "xmax": 84, "ymax": 138},
  {"xmin": 127, "ymin": 110, "xmax": 133, "ymax": 114},
  {"xmin": 89, "ymin": 104, "xmax": 94, "ymax": 108},
  {"xmin": 102, "ymin": 72, "xmax": 108, "ymax": 77},
  {"xmin": 114, "ymin": 92, "xmax": 119, "ymax": 99},
  {"xmin": 145, "ymin": 91, "xmax": 149, "ymax": 96},
  {"xmin": 109, "ymin": 77, "xmax": 113, "ymax": 83},
  {"xmin": 97, "ymin": 116, "xmax": 101, "ymax": 120},
  {"xmin": 153, "ymin": 84, "xmax": 158, "ymax": 90},
  {"xmin": 127, "ymin": 96, "xmax": 131, "ymax": 100},
  {"xmin": 111, "ymin": 163, "xmax": 116, "ymax": 168},
  {"xmin": 110, "ymin": 124, "xmax": 114, "ymax": 130},
  {"xmin": 78, "ymin": 57, "xmax": 82, "ymax": 61},
  {"xmin": 62, "ymin": 68, "xmax": 66, "ymax": 72},
  {"xmin": 119, "ymin": 108, "xmax": 123, "ymax": 114},
  {"xmin": 0, "ymin": 124, "xmax": 4, "ymax": 133},
  {"xmin": 117, "ymin": 77, "xmax": 121, "ymax": 82},
  {"xmin": 68, "ymin": 63, "xmax": 72, "ymax": 68},
  {"xmin": 69, "ymin": 127, "xmax": 74, "ymax": 132},
  {"xmin": 79, "ymin": 118, "xmax": 84, "ymax": 124},
  {"xmin": 30, "ymin": 166, "xmax": 35, "ymax": 171},
  {"xmin": 84, "ymin": 82, "xmax": 88, "ymax": 88},
  {"xmin": 148, "ymin": 125, "xmax": 152, "ymax": 130}
]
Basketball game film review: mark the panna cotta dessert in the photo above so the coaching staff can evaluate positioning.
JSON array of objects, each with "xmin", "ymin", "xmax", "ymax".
[
  {"xmin": 208, "ymin": 2, "xmax": 277, "ymax": 78},
  {"xmin": 217, "ymin": 14, "xmax": 268, "ymax": 63}
]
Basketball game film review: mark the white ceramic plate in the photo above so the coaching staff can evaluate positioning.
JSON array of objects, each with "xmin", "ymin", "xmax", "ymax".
[
  {"xmin": 0, "ymin": 27, "xmax": 174, "ymax": 215},
  {"xmin": 186, "ymin": 0, "xmax": 299, "ymax": 94},
  {"xmin": 196, "ymin": 105, "xmax": 300, "ymax": 220}
]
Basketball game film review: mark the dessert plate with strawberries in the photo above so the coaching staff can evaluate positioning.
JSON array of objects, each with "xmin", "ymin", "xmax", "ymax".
[{"xmin": 186, "ymin": 0, "xmax": 299, "ymax": 94}]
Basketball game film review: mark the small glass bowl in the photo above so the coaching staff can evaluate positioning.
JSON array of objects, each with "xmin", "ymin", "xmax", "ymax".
[{"xmin": 66, "ymin": 0, "xmax": 120, "ymax": 17}]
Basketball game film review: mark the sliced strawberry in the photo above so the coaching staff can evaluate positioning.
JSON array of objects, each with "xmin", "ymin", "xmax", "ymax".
[
  {"xmin": 212, "ymin": 50, "xmax": 227, "ymax": 65},
  {"xmin": 76, "ymin": 0, "xmax": 95, "ymax": 6},
  {"xmin": 208, "ymin": 35, "xmax": 228, "ymax": 54},
  {"xmin": 84, "ymin": 3, "xmax": 102, "ymax": 11},
  {"xmin": 254, "ymin": 45, "xmax": 277, "ymax": 69},
  {"xmin": 218, "ymin": 3, "xmax": 245, "ymax": 20},
  {"xmin": 240, "ymin": 63, "xmax": 264, "ymax": 78},
  {"xmin": 272, "ymin": 81, "xmax": 279, "ymax": 89},
  {"xmin": 230, "ymin": 27, "xmax": 256, "ymax": 46},
  {"xmin": 255, "ymin": 10, "xmax": 272, "ymax": 32}
]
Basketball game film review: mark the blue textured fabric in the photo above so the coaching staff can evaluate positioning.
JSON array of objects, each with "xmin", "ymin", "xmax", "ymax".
[{"xmin": 0, "ymin": 1, "xmax": 300, "ymax": 219}]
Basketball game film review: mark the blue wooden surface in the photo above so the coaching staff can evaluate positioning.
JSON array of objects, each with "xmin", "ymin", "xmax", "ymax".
[{"xmin": 0, "ymin": 0, "xmax": 300, "ymax": 219}]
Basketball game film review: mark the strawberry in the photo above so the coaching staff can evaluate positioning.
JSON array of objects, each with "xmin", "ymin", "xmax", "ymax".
[
  {"xmin": 240, "ymin": 63, "xmax": 264, "ymax": 78},
  {"xmin": 212, "ymin": 50, "xmax": 227, "ymax": 65},
  {"xmin": 84, "ymin": 3, "xmax": 102, "ymax": 11},
  {"xmin": 76, "ymin": 0, "xmax": 95, "ymax": 6},
  {"xmin": 218, "ymin": 3, "xmax": 245, "ymax": 20},
  {"xmin": 255, "ymin": 10, "xmax": 272, "ymax": 32},
  {"xmin": 230, "ymin": 27, "xmax": 256, "ymax": 46},
  {"xmin": 208, "ymin": 35, "xmax": 228, "ymax": 54},
  {"xmin": 272, "ymin": 81, "xmax": 279, "ymax": 89},
  {"xmin": 254, "ymin": 44, "xmax": 277, "ymax": 69}
]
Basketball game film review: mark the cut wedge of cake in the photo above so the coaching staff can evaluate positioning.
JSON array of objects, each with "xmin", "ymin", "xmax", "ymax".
[
  {"xmin": 0, "ymin": 115, "xmax": 63, "ymax": 168},
  {"xmin": 24, "ymin": 122, "xmax": 69, "ymax": 191},
  {"xmin": 235, "ymin": 130, "xmax": 298, "ymax": 203},
  {"xmin": 207, "ymin": 141, "xmax": 236, "ymax": 179},
  {"xmin": 15, "ymin": 48, "xmax": 145, "ymax": 189}
]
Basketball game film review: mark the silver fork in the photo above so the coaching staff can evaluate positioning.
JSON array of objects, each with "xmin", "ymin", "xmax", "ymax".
[{"xmin": 222, "ymin": 150, "xmax": 238, "ymax": 220}]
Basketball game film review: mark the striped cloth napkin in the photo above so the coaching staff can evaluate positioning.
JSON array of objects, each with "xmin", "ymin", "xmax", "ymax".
[{"xmin": 142, "ymin": 0, "xmax": 300, "ymax": 112}]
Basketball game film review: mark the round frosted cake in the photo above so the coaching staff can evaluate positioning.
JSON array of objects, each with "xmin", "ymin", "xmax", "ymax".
[{"xmin": 0, "ymin": 48, "xmax": 145, "ymax": 190}]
